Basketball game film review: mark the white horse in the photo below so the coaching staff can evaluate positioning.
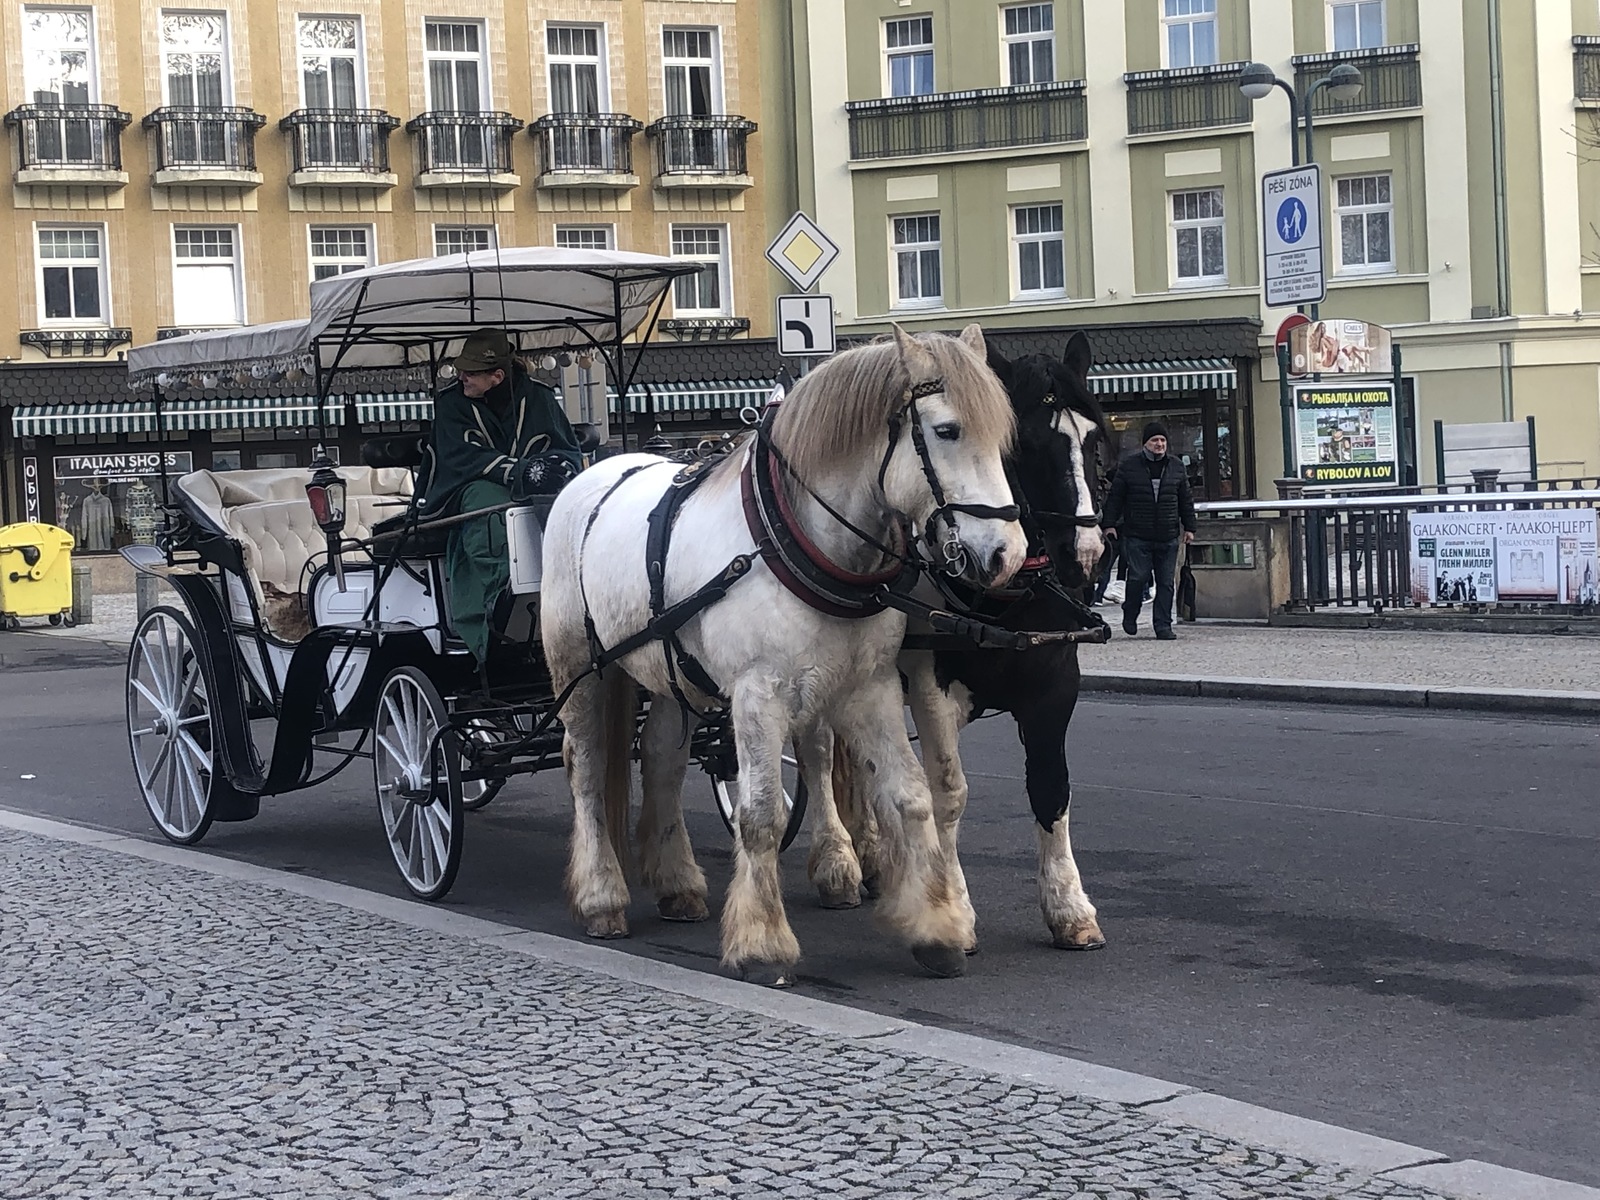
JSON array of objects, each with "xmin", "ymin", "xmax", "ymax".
[{"xmin": 540, "ymin": 326, "xmax": 1026, "ymax": 984}]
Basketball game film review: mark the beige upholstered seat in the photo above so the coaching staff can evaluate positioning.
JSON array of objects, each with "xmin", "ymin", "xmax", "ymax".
[{"xmin": 175, "ymin": 466, "xmax": 414, "ymax": 605}]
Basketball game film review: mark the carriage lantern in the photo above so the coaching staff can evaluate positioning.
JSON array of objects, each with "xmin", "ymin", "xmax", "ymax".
[{"xmin": 305, "ymin": 446, "xmax": 348, "ymax": 590}]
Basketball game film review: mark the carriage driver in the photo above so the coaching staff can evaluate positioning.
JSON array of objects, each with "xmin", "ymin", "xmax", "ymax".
[{"xmin": 417, "ymin": 327, "xmax": 583, "ymax": 668}]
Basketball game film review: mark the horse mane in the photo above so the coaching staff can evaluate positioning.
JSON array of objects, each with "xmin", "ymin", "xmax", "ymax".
[{"xmin": 770, "ymin": 331, "xmax": 1015, "ymax": 480}]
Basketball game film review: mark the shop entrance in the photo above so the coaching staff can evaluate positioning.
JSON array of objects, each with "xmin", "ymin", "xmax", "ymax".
[{"xmin": 1100, "ymin": 391, "xmax": 1244, "ymax": 501}]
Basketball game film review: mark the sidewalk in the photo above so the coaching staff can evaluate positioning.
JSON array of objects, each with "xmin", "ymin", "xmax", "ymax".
[
  {"xmin": 9, "ymin": 812, "xmax": 1589, "ymax": 1200},
  {"xmin": 1080, "ymin": 620, "xmax": 1600, "ymax": 714}
]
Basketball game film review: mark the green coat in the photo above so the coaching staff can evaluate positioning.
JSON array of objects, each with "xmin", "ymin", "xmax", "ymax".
[{"xmin": 417, "ymin": 365, "xmax": 581, "ymax": 518}]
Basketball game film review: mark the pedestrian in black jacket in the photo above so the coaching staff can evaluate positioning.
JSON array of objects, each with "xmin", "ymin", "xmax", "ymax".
[{"xmin": 1100, "ymin": 421, "xmax": 1196, "ymax": 639}]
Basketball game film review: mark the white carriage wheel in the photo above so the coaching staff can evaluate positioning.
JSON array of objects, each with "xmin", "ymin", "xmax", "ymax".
[
  {"xmin": 126, "ymin": 606, "xmax": 220, "ymax": 845},
  {"xmin": 713, "ymin": 753, "xmax": 808, "ymax": 853},
  {"xmin": 458, "ymin": 718, "xmax": 508, "ymax": 812},
  {"xmin": 373, "ymin": 665, "xmax": 464, "ymax": 901}
]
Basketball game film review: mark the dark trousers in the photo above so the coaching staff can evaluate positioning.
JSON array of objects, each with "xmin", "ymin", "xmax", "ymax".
[{"xmin": 1121, "ymin": 535, "xmax": 1179, "ymax": 633}]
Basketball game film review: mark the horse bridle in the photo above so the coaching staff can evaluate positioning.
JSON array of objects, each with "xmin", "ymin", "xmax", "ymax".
[
  {"xmin": 878, "ymin": 379, "xmax": 1022, "ymax": 574},
  {"xmin": 1022, "ymin": 389, "xmax": 1104, "ymax": 531}
]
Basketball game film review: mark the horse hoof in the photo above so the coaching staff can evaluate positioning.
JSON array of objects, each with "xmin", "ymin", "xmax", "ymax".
[
  {"xmin": 657, "ymin": 893, "xmax": 709, "ymax": 923},
  {"xmin": 1052, "ymin": 924, "xmax": 1106, "ymax": 951},
  {"xmin": 817, "ymin": 885, "xmax": 861, "ymax": 910},
  {"xmin": 584, "ymin": 913, "xmax": 629, "ymax": 940},
  {"xmin": 738, "ymin": 961, "xmax": 796, "ymax": 988},
  {"xmin": 912, "ymin": 943, "xmax": 968, "ymax": 978},
  {"xmin": 964, "ymin": 942, "xmax": 979, "ymax": 956}
]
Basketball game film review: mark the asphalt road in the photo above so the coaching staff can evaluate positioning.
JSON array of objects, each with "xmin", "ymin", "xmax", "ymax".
[{"xmin": 2, "ymin": 630, "xmax": 1596, "ymax": 1188}]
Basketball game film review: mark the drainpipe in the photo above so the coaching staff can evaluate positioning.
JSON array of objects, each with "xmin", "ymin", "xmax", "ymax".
[{"xmin": 1488, "ymin": 0, "xmax": 1514, "ymax": 420}]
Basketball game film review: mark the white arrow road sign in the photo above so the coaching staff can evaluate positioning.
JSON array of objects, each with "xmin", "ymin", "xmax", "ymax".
[
  {"xmin": 776, "ymin": 294, "xmax": 836, "ymax": 357},
  {"xmin": 1261, "ymin": 164, "xmax": 1325, "ymax": 308}
]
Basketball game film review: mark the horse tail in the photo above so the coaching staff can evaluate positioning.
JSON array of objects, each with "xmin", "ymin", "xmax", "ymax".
[{"xmin": 601, "ymin": 669, "xmax": 638, "ymax": 876}]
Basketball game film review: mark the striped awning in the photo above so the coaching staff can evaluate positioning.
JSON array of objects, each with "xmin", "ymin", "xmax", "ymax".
[
  {"xmin": 11, "ymin": 397, "xmax": 346, "ymax": 436},
  {"xmin": 608, "ymin": 379, "xmax": 776, "ymax": 415},
  {"xmin": 1089, "ymin": 359, "xmax": 1237, "ymax": 394},
  {"xmin": 353, "ymin": 392, "xmax": 433, "ymax": 424}
]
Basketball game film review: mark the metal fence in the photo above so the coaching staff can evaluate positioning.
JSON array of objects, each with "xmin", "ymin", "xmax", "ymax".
[
  {"xmin": 403, "ymin": 111, "xmax": 523, "ymax": 175},
  {"xmin": 1293, "ymin": 44, "xmax": 1422, "ymax": 120},
  {"xmin": 846, "ymin": 80, "xmax": 1086, "ymax": 160},
  {"xmin": 142, "ymin": 106, "xmax": 266, "ymax": 171},
  {"xmin": 1124, "ymin": 63, "xmax": 1251, "ymax": 135},
  {"xmin": 278, "ymin": 109, "xmax": 400, "ymax": 174},
  {"xmin": 1197, "ymin": 481, "xmax": 1600, "ymax": 612},
  {"xmin": 646, "ymin": 115, "xmax": 756, "ymax": 178},
  {"xmin": 4, "ymin": 103, "xmax": 131, "ymax": 170},
  {"xmin": 1575, "ymin": 36, "xmax": 1600, "ymax": 101},
  {"xmin": 528, "ymin": 112, "xmax": 642, "ymax": 176}
]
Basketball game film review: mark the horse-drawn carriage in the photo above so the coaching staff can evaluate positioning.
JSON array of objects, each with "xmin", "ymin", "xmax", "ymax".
[{"xmin": 120, "ymin": 247, "xmax": 805, "ymax": 902}]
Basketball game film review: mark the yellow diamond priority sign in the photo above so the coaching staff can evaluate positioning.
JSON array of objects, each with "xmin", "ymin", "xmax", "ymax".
[{"xmin": 766, "ymin": 211, "xmax": 840, "ymax": 292}]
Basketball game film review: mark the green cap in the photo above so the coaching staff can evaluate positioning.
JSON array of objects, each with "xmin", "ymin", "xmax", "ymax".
[{"xmin": 455, "ymin": 327, "xmax": 512, "ymax": 373}]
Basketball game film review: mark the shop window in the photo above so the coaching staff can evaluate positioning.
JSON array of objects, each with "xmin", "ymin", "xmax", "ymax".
[
  {"xmin": 1003, "ymin": 4, "xmax": 1054, "ymax": 86},
  {"xmin": 1329, "ymin": 0, "xmax": 1384, "ymax": 51},
  {"xmin": 1334, "ymin": 174, "xmax": 1393, "ymax": 275},
  {"xmin": 669, "ymin": 224, "xmax": 729, "ymax": 315},
  {"xmin": 884, "ymin": 16, "xmax": 933, "ymax": 97},
  {"xmin": 549, "ymin": 23, "xmax": 605, "ymax": 113},
  {"xmin": 1012, "ymin": 203, "xmax": 1065, "ymax": 298},
  {"xmin": 211, "ymin": 449, "xmax": 242, "ymax": 471},
  {"xmin": 434, "ymin": 225, "xmax": 495, "ymax": 256},
  {"xmin": 1162, "ymin": 0, "xmax": 1217, "ymax": 69},
  {"xmin": 255, "ymin": 451, "xmax": 299, "ymax": 469},
  {"xmin": 891, "ymin": 213, "xmax": 942, "ymax": 308},
  {"xmin": 52, "ymin": 450, "xmax": 194, "ymax": 552},
  {"xmin": 173, "ymin": 225, "xmax": 242, "ymax": 325},
  {"xmin": 1170, "ymin": 188, "xmax": 1225, "ymax": 286},
  {"xmin": 36, "ymin": 225, "xmax": 107, "ymax": 325},
  {"xmin": 309, "ymin": 225, "xmax": 373, "ymax": 279},
  {"xmin": 555, "ymin": 225, "xmax": 612, "ymax": 251}
]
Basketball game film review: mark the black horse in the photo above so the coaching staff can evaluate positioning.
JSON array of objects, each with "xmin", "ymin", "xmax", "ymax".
[{"xmin": 810, "ymin": 331, "xmax": 1111, "ymax": 952}]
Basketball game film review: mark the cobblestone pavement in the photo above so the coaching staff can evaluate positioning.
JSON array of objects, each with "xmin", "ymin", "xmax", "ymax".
[
  {"xmin": 0, "ymin": 827, "xmax": 1461, "ymax": 1200},
  {"xmin": 1083, "ymin": 621, "xmax": 1600, "ymax": 692}
]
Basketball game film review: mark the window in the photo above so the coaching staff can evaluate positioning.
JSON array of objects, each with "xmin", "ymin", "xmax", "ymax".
[
  {"xmin": 24, "ymin": 8, "xmax": 95, "ymax": 105},
  {"xmin": 1002, "ymin": 4, "xmax": 1054, "ymax": 86},
  {"xmin": 1162, "ymin": 0, "xmax": 1217, "ymax": 69},
  {"xmin": 1335, "ymin": 174, "xmax": 1393, "ymax": 273},
  {"xmin": 1330, "ymin": 0, "xmax": 1384, "ymax": 51},
  {"xmin": 892, "ymin": 214, "xmax": 942, "ymax": 307},
  {"xmin": 172, "ymin": 225, "xmax": 241, "ymax": 325},
  {"xmin": 161, "ymin": 11, "xmax": 227, "ymax": 106},
  {"xmin": 1012, "ymin": 204, "xmax": 1065, "ymax": 297},
  {"xmin": 663, "ymin": 28, "xmax": 718, "ymax": 116},
  {"xmin": 36, "ymin": 226, "xmax": 106, "ymax": 324},
  {"xmin": 424, "ymin": 20, "xmax": 486, "ymax": 167},
  {"xmin": 1170, "ymin": 189, "xmax": 1225, "ymax": 285},
  {"xmin": 555, "ymin": 225, "xmax": 612, "ymax": 251},
  {"xmin": 669, "ymin": 225, "xmax": 728, "ymax": 315},
  {"xmin": 434, "ymin": 225, "xmax": 495, "ymax": 256},
  {"xmin": 298, "ymin": 16, "xmax": 363, "ymax": 108},
  {"xmin": 548, "ymin": 24, "xmax": 604, "ymax": 113},
  {"xmin": 308, "ymin": 226, "xmax": 372, "ymax": 280},
  {"xmin": 885, "ymin": 16, "xmax": 934, "ymax": 97}
]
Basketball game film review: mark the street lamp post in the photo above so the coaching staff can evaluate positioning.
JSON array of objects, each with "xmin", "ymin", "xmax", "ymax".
[{"xmin": 1239, "ymin": 60, "xmax": 1363, "ymax": 477}]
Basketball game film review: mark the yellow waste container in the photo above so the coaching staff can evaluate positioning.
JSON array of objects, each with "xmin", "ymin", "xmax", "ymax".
[{"xmin": 0, "ymin": 522, "xmax": 76, "ymax": 629}]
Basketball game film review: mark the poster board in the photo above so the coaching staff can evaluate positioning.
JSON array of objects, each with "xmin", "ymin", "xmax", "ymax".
[
  {"xmin": 1293, "ymin": 382, "xmax": 1398, "ymax": 487},
  {"xmin": 1287, "ymin": 319, "xmax": 1393, "ymax": 376},
  {"xmin": 1409, "ymin": 509, "xmax": 1600, "ymax": 606}
]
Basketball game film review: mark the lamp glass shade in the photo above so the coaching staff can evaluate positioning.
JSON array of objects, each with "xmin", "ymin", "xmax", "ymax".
[
  {"xmin": 305, "ymin": 450, "xmax": 347, "ymax": 536},
  {"xmin": 1238, "ymin": 62, "xmax": 1277, "ymax": 101},
  {"xmin": 1327, "ymin": 64, "xmax": 1363, "ymax": 102}
]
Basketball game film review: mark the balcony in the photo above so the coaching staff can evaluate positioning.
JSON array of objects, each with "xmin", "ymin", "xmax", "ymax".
[
  {"xmin": 644, "ymin": 115, "xmax": 756, "ymax": 189},
  {"xmin": 1293, "ymin": 44, "xmax": 1422, "ymax": 119},
  {"xmin": 527, "ymin": 113, "xmax": 642, "ymax": 189},
  {"xmin": 845, "ymin": 80, "xmax": 1086, "ymax": 162},
  {"xmin": 405, "ymin": 111, "xmax": 523, "ymax": 188},
  {"xmin": 20, "ymin": 328, "xmax": 133, "ymax": 359},
  {"xmin": 660, "ymin": 316, "xmax": 751, "ymax": 341},
  {"xmin": 1576, "ymin": 37, "xmax": 1600, "ymax": 103},
  {"xmin": 4, "ymin": 104, "xmax": 132, "ymax": 186},
  {"xmin": 279, "ymin": 108, "xmax": 401, "ymax": 188},
  {"xmin": 142, "ymin": 106, "xmax": 266, "ymax": 186},
  {"xmin": 1124, "ymin": 61, "xmax": 1252, "ymax": 136}
]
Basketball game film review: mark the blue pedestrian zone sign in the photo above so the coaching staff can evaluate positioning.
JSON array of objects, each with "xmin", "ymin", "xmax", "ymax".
[{"xmin": 1261, "ymin": 164, "xmax": 1324, "ymax": 307}]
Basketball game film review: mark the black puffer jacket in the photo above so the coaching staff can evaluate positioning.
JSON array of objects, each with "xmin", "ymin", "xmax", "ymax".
[{"xmin": 1101, "ymin": 451, "xmax": 1197, "ymax": 542}]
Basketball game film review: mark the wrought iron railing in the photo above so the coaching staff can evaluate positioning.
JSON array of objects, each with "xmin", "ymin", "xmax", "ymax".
[
  {"xmin": 1124, "ymin": 61, "xmax": 1252, "ymax": 135},
  {"xmin": 4, "ymin": 103, "xmax": 131, "ymax": 171},
  {"xmin": 142, "ymin": 106, "xmax": 266, "ymax": 171},
  {"xmin": 1293, "ymin": 44, "xmax": 1422, "ymax": 119},
  {"xmin": 645, "ymin": 114, "xmax": 756, "ymax": 178},
  {"xmin": 404, "ymin": 110, "xmax": 523, "ymax": 175},
  {"xmin": 845, "ymin": 79, "xmax": 1086, "ymax": 160},
  {"xmin": 1575, "ymin": 36, "xmax": 1600, "ymax": 101},
  {"xmin": 279, "ymin": 108, "xmax": 401, "ymax": 174},
  {"xmin": 527, "ymin": 112, "xmax": 642, "ymax": 177}
]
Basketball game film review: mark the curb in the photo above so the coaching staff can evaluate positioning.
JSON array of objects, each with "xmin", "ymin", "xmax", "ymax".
[
  {"xmin": 2, "ymin": 808, "xmax": 1597, "ymax": 1200},
  {"xmin": 1079, "ymin": 672, "xmax": 1600, "ymax": 717}
]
